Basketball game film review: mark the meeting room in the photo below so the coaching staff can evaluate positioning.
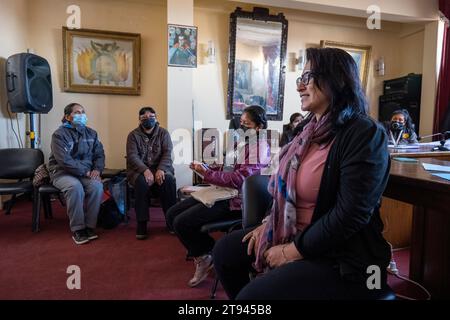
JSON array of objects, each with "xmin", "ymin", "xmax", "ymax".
[{"xmin": 0, "ymin": 0, "xmax": 449, "ymax": 306}]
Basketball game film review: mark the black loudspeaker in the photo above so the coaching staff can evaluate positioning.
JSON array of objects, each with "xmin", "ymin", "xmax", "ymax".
[
  {"xmin": 379, "ymin": 74, "xmax": 422, "ymax": 133},
  {"xmin": 6, "ymin": 53, "xmax": 53, "ymax": 114}
]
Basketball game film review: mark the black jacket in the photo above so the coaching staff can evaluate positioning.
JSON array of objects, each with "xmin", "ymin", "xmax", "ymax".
[
  {"xmin": 294, "ymin": 114, "xmax": 391, "ymax": 282},
  {"xmin": 126, "ymin": 124, "xmax": 174, "ymax": 186},
  {"xmin": 48, "ymin": 124, "xmax": 105, "ymax": 177}
]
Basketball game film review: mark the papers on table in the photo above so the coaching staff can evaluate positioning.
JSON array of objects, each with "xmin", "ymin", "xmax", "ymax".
[
  {"xmin": 422, "ymin": 163, "xmax": 450, "ymax": 173},
  {"xmin": 431, "ymin": 173, "xmax": 450, "ymax": 182},
  {"xmin": 422, "ymin": 162, "xmax": 450, "ymax": 182},
  {"xmin": 388, "ymin": 144, "xmax": 421, "ymax": 149}
]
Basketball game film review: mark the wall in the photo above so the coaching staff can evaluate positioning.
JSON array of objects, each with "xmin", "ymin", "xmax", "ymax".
[
  {"xmin": 399, "ymin": 28, "xmax": 425, "ymax": 76},
  {"xmin": 193, "ymin": 0, "xmax": 427, "ymax": 134},
  {"xmin": 26, "ymin": 0, "xmax": 167, "ymax": 169},
  {"xmin": 0, "ymin": 0, "xmax": 29, "ymax": 149},
  {"xmin": 167, "ymin": 0, "xmax": 194, "ymax": 188}
]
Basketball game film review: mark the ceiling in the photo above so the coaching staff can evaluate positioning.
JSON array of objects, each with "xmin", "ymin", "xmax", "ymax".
[{"xmin": 230, "ymin": 0, "xmax": 440, "ymax": 23}]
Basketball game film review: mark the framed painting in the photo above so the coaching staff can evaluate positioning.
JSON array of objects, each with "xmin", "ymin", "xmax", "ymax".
[
  {"xmin": 168, "ymin": 24, "xmax": 197, "ymax": 68},
  {"xmin": 320, "ymin": 40, "xmax": 372, "ymax": 90},
  {"xmin": 63, "ymin": 27, "xmax": 141, "ymax": 95}
]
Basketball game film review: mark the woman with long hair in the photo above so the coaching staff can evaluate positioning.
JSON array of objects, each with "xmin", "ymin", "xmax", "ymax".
[{"xmin": 213, "ymin": 47, "xmax": 391, "ymax": 300}]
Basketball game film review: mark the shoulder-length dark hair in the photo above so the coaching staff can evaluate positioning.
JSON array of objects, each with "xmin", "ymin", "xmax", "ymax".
[
  {"xmin": 294, "ymin": 47, "xmax": 367, "ymax": 136},
  {"xmin": 392, "ymin": 109, "xmax": 416, "ymax": 132}
]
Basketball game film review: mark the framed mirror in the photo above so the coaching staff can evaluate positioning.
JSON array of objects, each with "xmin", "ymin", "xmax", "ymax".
[{"xmin": 227, "ymin": 7, "xmax": 288, "ymax": 121}]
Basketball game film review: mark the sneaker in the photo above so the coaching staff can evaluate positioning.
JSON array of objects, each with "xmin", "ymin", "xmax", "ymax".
[
  {"xmin": 85, "ymin": 228, "xmax": 98, "ymax": 240},
  {"xmin": 188, "ymin": 254, "xmax": 213, "ymax": 287},
  {"xmin": 136, "ymin": 221, "xmax": 148, "ymax": 240},
  {"xmin": 72, "ymin": 230, "xmax": 89, "ymax": 245}
]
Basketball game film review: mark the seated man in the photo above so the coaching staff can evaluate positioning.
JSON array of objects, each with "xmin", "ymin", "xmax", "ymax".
[
  {"xmin": 48, "ymin": 103, "xmax": 105, "ymax": 245},
  {"xmin": 126, "ymin": 107, "xmax": 177, "ymax": 240}
]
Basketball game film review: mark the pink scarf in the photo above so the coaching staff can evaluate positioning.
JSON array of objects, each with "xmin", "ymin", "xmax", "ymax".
[{"xmin": 253, "ymin": 114, "xmax": 332, "ymax": 272}]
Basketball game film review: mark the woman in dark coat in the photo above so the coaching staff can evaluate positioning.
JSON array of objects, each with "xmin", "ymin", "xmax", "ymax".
[{"xmin": 213, "ymin": 47, "xmax": 391, "ymax": 300}]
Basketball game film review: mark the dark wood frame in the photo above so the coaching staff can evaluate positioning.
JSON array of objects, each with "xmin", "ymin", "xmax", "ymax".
[{"xmin": 226, "ymin": 7, "xmax": 288, "ymax": 121}]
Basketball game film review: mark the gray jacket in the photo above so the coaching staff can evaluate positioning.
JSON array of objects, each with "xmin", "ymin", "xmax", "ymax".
[
  {"xmin": 126, "ymin": 124, "xmax": 174, "ymax": 186},
  {"xmin": 48, "ymin": 124, "xmax": 105, "ymax": 178}
]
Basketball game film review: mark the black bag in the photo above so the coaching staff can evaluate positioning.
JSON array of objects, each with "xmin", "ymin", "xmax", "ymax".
[{"xmin": 97, "ymin": 198, "xmax": 122, "ymax": 229}]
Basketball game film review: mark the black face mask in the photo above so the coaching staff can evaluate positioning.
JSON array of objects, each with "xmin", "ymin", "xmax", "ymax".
[
  {"xmin": 391, "ymin": 121, "xmax": 404, "ymax": 131},
  {"xmin": 240, "ymin": 125, "xmax": 250, "ymax": 132},
  {"xmin": 141, "ymin": 118, "xmax": 156, "ymax": 130}
]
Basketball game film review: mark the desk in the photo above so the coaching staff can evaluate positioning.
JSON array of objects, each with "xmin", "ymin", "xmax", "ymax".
[
  {"xmin": 384, "ymin": 158, "xmax": 450, "ymax": 298},
  {"xmin": 389, "ymin": 145, "xmax": 450, "ymax": 160}
]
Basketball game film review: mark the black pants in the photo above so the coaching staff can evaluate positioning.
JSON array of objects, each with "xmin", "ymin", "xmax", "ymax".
[
  {"xmin": 213, "ymin": 228, "xmax": 388, "ymax": 300},
  {"xmin": 166, "ymin": 197, "xmax": 241, "ymax": 258},
  {"xmin": 134, "ymin": 173, "xmax": 177, "ymax": 225}
]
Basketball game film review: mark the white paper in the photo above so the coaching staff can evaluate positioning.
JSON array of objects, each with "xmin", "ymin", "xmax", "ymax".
[
  {"xmin": 422, "ymin": 163, "xmax": 450, "ymax": 173},
  {"xmin": 388, "ymin": 144, "xmax": 421, "ymax": 149}
]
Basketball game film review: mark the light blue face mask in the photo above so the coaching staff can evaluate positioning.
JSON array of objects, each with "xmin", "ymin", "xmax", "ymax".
[{"xmin": 72, "ymin": 114, "xmax": 87, "ymax": 127}]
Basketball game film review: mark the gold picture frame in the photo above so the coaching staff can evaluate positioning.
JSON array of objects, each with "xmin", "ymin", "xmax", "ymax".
[
  {"xmin": 63, "ymin": 27, "xmax": 141, "ymax": 95},
  {"xmin": 320, "ymin": 40, "xmax": 372, "ymax": 90}
]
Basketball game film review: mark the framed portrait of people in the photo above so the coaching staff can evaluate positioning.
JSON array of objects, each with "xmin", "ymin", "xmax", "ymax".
[{"xmin": 168, "ymin": 24, "xmax": 198, "ymax": 68}]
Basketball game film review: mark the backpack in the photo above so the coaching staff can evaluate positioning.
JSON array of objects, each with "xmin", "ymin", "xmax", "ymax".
[{"xmin": 97, "ymin": 197, "xmax": 122, "ymax": 229}]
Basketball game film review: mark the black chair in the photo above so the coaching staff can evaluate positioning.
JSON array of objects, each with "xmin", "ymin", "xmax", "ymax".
[
  {"xmin": 200, "ymin": 217, "xmax": 242, "ymax": 299},
  {"xmin": 200, "ymin": 174, "xmax": 271, "ymax": 299},
  {"xmin": 32, "ymin": 184, "xmax": 61, "ymax": 232},
  {"xmin": 0, "ymin": 148, "xmax": 44, "ymax": 231},
  {"xmin": 242, "ymin": 174, "xmax": 272, "ymax": 229}
]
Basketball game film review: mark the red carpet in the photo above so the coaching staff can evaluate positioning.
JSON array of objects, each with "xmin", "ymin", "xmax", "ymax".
[
  {"xmin": 0, "ymin": 199, "xmax": 426, "ymax": 300},
  {"xmin": 0, "ymin": 199, "xmax": 226, "ymax": 300}
]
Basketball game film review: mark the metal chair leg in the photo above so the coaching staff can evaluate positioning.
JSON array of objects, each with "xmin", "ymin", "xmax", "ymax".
[
  {"xmin": 210, "ymin": 277, "xmax": 219, "ymax": 299},
  {"xmin": 32, "ymin": 189, "xmax": 41, "ymax": 232},
  {"xmin": 43, "ymin": 194, "xmax": 53, "ymax": 219},
  {"xmin": 57, "ymin": 193, "xmax": 65, "ymax": 207},
  {"xmin": 5, "ymin": 194, "xmax": 16, "ymax": 215}
]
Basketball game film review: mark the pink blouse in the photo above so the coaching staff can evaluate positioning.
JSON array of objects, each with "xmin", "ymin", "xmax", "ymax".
[{"xmin": 295, "ymin": 141, "xmax": 333, "ymax": 231}]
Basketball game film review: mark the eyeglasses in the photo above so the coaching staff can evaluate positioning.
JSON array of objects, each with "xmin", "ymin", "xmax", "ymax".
[{"xmin": 296, "ymin": 71, "xmax": 316, "ymax": 87}]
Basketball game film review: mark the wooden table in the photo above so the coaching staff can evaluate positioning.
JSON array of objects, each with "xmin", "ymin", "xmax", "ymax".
[{"xmin": 384, "ymin": 158, "xmax": 450, "ymax": 299}]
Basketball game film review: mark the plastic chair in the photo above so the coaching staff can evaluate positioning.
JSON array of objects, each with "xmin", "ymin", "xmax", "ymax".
[{"xmin": 0, "ymin": 148, "xmax": 44, "ymax": 230}]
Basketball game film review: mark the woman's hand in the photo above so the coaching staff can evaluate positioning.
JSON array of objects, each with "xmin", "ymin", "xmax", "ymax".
[
  {"xmin": 242, "ymin": 222, "xmax": 266, "ymax": 256},
  {"xmin": 190, "ymin": 162, "xmax": 207, "ymax": 175},
  {"xmin": 263, "ymin": 242, "xmax": 303, "ymax": 269}
]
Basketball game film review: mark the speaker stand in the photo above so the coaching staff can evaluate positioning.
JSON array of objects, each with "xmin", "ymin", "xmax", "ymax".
[{"xmin": 26, "ymin": 113, "xmax": 36, "ymax": 149}]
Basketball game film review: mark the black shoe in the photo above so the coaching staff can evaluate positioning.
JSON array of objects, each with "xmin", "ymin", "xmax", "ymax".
[
  {"xmin": 85, "ymin": 227, "xmax": 98, "ymax": 240},
  {"xmin": 136, "ymin": 221, "xmax": 148, "ymax": 240},
  {"xmin": 72, "ymin": 230, "xmax": 89, "ymax": 245}
]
